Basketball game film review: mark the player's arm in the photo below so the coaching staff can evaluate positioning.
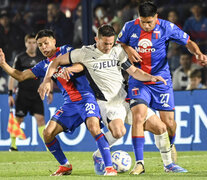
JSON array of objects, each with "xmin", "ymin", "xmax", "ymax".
[
  {"xmin": 60, "ymin": 63, "xmax": 84, "ymax": 81},
  {"xmin": 0, "ymin": 49, "xmax": 36, "ymax": 81},
  {"xmin": 186, "ymin": 39, "xmax": 207, "ymax": 66},
  {"xmin": 120, "ymin": 43, "xmax": 142, "ymax": 63},
  {"xmin": 124, "ymin": 61, "xmax": 167, "ymax": 85},
  {"xmin": 8, "ymin": 76, "xmax": 16, "ymax": 107}
]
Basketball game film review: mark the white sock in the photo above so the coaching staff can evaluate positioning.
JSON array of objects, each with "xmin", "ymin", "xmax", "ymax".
[
  {"xmin": 136, "ymin": 160, "xmax": 144, "ymax": 165},
  {"xmin": 93, "ymin": 131, "xmax": 118, "ymax": 158},
  {"xmin": 154, "ymin": 131, "xmax": 172, "ymax": 166}
]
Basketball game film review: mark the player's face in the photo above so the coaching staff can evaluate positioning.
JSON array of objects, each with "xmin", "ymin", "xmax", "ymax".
[
  {"xmin": 95, "ymin": 35, "xmax": 115, "ymax": 54},
  {"xmin": 139, "ymin": 14, "xmax": 158, "ymax": 32},
  {"xmin": 25, "ymin": 38, "xmax": 37, "ymax": 53},
  {"xmin": 37, "ymin": 37, "xmax": 56, "ymax": 58}
]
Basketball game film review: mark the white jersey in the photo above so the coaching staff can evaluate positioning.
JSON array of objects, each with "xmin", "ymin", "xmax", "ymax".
[{"xmin": 70, "ymin": 44, "xmax": 128, "ymax": 101}]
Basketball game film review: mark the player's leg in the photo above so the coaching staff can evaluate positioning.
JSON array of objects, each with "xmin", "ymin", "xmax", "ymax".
[
  {"xmin": 86, "ymin": 116, "xmax": 117, "ymax": 176},
  {"xmin": 129, "ymin": 103, "xmax": 148, "ymax": 175},
  {"xmin": 159, "ymin": 111, "xmax": 177, "ymax": 162},
  {"xmin": 32, "ymin": 96, "xmax": 45, "ymax": 144},
  {"xmin": 9, "ymin": 116, "xmax": 24, "ymax": 151},
  {"xmin": 34, "ymin": 113, "xmax": 45, "ymax": 144}
]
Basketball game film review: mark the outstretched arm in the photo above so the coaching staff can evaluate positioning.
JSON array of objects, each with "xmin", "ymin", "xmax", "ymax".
[
  {"xmin": 186, "ymin": 39, "xmax": 207, "ymax": 66},
  {"xmin": 126, "ymin": 65, "xmax": 167, "ymax": 85},
  {"xmin": 0, "ymin": 48, "xmax": 35, "ymax": 81}
]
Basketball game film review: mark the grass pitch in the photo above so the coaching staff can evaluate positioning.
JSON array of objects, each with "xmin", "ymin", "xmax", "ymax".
[{"xmin": 0, "ymin": 151, "xmax": 207, "ymax": 180}]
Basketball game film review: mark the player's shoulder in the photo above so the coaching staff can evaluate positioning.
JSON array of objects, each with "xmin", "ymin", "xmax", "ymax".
[
  {"xmin": 158, "ymin": 18, "xmax": 172, "ymax": 28},
  {"xmin": 15, "ymin": 51, "xmax": 27, "ymax": 59},
  {"xmin": 113, "ymin": 44, "xmax": 123, "ymax": 52},
  {"xmin": 60, "ymin": 44, "xmax": 74, "ymax": 53}
]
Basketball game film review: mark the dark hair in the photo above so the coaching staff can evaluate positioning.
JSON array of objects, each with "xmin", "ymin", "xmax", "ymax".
[
  {"xmin": 190, "ymin": 69, "xmax": 202, "ymax": 79},
  {"xmin": 97, "ymin": 24, "xmax": 115, "ymax": 38},
  {"xmin": 24, "ymin": 33, "xmax": 36, "ymax": 42},
  {"xmin": 138, "ymin": 1, "xmax": 157, "ymax": 17},
  {"xmin": 35, "ymin": 29, "xmax": 55, "ymax": 40}
]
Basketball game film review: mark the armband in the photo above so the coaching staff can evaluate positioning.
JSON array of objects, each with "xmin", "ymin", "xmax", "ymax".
[{"xmin": 8, "ymin": 90, "xmax": 13, "ymax": 96}]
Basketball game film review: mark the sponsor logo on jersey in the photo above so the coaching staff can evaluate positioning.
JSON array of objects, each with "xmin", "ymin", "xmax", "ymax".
[
  {"xmin": 135, "ymin": 39, "xmax": 156, "ymax": 53},
  {"xmin": 132, "ymin": 87, "xmax": 140, "ymax": 96},
  {"xmin": 44, "ymin": 63, "xmax": 49, "ymax": 69},
  {"xmin": 131, "ymin": 33, "xmax": 138, "ymax": 38},
  {"xmin": 183, "ymin": 32, "xmax": 187, "ymax": 38},
  {"xmin": 92, "ymin": 60, "xmax": 120, "ymax": 71},
  {"xmin": 170, "ymin": 23, "xmax": 174, "ymax": 29}
]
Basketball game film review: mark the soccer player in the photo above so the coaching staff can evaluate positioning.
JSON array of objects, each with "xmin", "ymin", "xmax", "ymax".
[
  {"xmin": 38, "ymin": 25, "xmax": 187, "ymax": 174},
  {"xmin": 117, "ymin": 1, "xmax": 207, "ymax": 173},
  {"xmin": 7, "ymin": 33, "xmax": 52, "ymax": 151},
  {"xmin": 0, "ymin": 29, "xmax": 117, "ymax": 176}
]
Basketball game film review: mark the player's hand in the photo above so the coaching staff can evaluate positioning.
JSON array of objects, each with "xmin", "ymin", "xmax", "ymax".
[
  {"xmin": 8, "ymin": 96, "xmax": 15, "ymax": 107},
  {"xmin": 0, "ymin": 48, "xmax": 6, "ymax": 65},
  {"xmin": 195, "ymin": 54, "xmax": 207, "ymax": 66},
  {"xmin": 126, "ymin": 46, "xmax": 142, "ymax": 63},
  {"xmin": 38, "ymin": 80, "xmax": 51, "ymax": 100},
  {"xmin": 151, "ymin": 76, "xmax": 167, "ymax": 85},
  {"xmin": 58, "ymin": 67, "xmax": 74, "ymax": 81}
]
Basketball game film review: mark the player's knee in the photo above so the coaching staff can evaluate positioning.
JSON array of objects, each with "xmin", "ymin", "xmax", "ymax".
[
  {"xmin": 86, "ymin": 119, "xmax": 101, "ymax": 137},
  {"xmin": 157, "ymin": 124, "xmax": 167, "ymax": 135},
  {"xmin": 43, "ymin": 128, "xmax": 54, "ymax": 143},
  {"xmin": 111, "ymin": 127, "xmax": 126, "ymax": 139},
  {"xmin": 133, "ymin": 114, "xmax": 146, "ymax": 127}
]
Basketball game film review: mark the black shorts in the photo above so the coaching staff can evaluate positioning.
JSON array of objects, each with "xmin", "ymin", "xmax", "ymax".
[{"xmin": 15, "ymin": 90, "xmax": 44, "ymax": 117}]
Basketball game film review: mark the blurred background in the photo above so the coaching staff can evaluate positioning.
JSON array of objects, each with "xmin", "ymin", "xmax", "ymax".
[{"xmin": 0, "ymin": 0, "xmax": 207, "ymax": 93}]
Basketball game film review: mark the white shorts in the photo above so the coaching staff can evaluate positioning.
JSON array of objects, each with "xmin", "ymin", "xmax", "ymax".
[{"xmin": 97, "ymin": 97, "xmax": 155, "ymax": 126}]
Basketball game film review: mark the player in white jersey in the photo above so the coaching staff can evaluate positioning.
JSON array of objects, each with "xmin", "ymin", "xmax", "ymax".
[{"xmin": 38, "ymin": 25, "xmax": 187, "ymax": 174}]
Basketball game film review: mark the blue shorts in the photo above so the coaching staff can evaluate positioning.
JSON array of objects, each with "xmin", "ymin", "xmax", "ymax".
[
  {"xmin": 51, "ymin": 94, "xmax": 102, "ymax": 133},
  {"xmin": 128, "ymin": 81, "xmax": 175, "ymax": 111}
]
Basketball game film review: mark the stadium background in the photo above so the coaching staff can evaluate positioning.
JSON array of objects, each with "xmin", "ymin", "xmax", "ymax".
[{"xmin": 0, "ymin": 0, "xmax": 207, "ymax": 151}]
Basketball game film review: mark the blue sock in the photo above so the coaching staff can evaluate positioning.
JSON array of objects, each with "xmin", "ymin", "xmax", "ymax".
[
  {"xmin": 169, "ymin": 134, "xmax": 176, "ymax": 145},
  {"xmin": 132, "ymin": 136, "xmax": 145, "ymax": 161},
  {"xmin": 46, "ymin": 138, "xmax": 68, "ymax": 165},
  {"xmin": 95, "ymin": 133, "xmax": 112, "ymax": 167}
]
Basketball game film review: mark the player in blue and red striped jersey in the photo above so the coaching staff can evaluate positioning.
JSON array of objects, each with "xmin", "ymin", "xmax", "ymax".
[
  {"xmin": 0, "ymin": 29, "xmax": 117, "ymax": 176},
  {"xmin": 117, "ymin": 1, "xmax": 207, "ymax": 175}
]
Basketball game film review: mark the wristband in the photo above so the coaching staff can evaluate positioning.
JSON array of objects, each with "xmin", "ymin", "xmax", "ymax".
[{"xmin": 8, "ymin": 90, "xmax": 13, "ymax": 96}]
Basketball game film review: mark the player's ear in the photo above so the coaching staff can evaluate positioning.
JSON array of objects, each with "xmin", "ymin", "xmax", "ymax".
[{"xmin": 94, "ymin": 36, "xmax": 98, "ymax": 43}]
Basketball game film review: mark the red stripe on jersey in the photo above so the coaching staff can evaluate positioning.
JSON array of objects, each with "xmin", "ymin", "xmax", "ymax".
[
  {"xmin": 139, "ymin": 30, "xmax": 153, "ymax": 74},
  {"xmin": 57, "ymin": 76, "xmax": 82, "ymax": 102}
]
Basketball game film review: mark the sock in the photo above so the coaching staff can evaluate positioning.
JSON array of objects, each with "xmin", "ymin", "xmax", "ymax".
[
  {"xmin": 46, "ymin": 138, "xmax": 68, "ymax": 165},
  {"xmin": 10, "ymin": 136, "xmax": 17, "ymax": 149},
  {"xmin": 169, "ymin": 134, "xmax": 176, "ymax": 145},
  {"xmin": 154, "ymin": 132, "xmax": 172, "ymax": 166},
  {"xmin": 38, "ymin": 125, "xmax": 45, "ymax": 141},
  {"xmin": 132, "ymin": 136, "xmax": 145, "ymax": 163},
  {"xmin": 94, "ymin": 131, "xmax": 117, "ymax": 158},
  {"xmin": 95, "ymin": 133, "xmax": 112, "ymax": 167}
]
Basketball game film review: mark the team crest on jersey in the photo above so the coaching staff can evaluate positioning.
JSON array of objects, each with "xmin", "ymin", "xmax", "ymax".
[
  {"xmin": 152, "ymin": 30, "xmax": 160, "ymax": 39},
  {"xmin": 55, "ymin": 109, "xmax": 64, "ymax": 117},
  {"xmin": 132, "ymin": 87, "xmax": 140, "ymax": 96}
]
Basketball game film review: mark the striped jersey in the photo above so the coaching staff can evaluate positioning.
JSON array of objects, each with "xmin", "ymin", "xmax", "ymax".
[
  {"xmin": 31, "ymin": 45, "xmax": 95, "ymax": 103},
  {"xmin": 117, "ymin": 18, "xmax": 190, "ymax": 84}
]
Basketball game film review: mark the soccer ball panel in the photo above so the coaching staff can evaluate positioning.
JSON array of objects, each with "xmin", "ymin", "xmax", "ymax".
[{"xmin": 111, "ymin": 150, "xmax": 132, "ymax": 173}]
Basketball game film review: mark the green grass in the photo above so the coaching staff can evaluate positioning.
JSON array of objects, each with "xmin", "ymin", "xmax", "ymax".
[{"xmin": 0, "ymin": 151, "xmax": 207, "ymax": 179}]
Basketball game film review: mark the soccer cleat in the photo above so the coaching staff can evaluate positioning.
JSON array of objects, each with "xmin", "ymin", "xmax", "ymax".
[
  {"xmin": 51, "ymin": 164, "xmax": 72, "ymax": 176},
  {"xmin": 164, "ymin": 163, "xmax": 188, "ymax": 173},
  {"xmin": 92, "ymin": 153, "xmax": 105, "ymax": 175},
  {"xmin": 104, "ymin": 167, "xmax": 117, "ymax": 176},
  {"xmin": 129, "ymin": 162, "xmax": 145, "ymax": 175},
  {"xmin": 171, "ymin": 144, "xmax": 177, "ymax": 163},
  {"xmin": 9, "ymin": 147, "xmax": 18, "ymax": 152}
]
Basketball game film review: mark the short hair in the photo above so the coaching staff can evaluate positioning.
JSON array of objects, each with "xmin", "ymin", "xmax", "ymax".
[
  {"xmin": 24, "ymin": 33, "xmax": 36, "ymax": 42},
  {"xmin": 138, "ymin": 1, "xmax": 157, "ymax": 17},
  {"xmin": 190, "ymin": 69, "xmax": 202, "ymax": 79},
  {"xmin": 35, "ymin": 29, "xmax": 55, "ymax": 40},
  {"xmin": 97, "ymin": 24, "xmax": 115, "ymax": 38}
]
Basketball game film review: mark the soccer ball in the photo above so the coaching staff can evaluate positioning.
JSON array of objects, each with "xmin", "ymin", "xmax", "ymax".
[{"xmin": 111, "ymin": 150, "xmax": 132, "ymax": 173}]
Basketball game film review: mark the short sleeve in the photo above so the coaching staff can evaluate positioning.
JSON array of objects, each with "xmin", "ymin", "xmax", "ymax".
[
  {"xmin": 167, "ymin": 22, "xmax": 190, "ymax": 45},
  {"xmin": 70, "ymin": 48, "xmax": 85, "ymax": 64},
  {"xmin": 31, "ymin": 60, "xmax": 46, "ymax": 78},
  {"xmin": 117, "ymin": 22, "xmax": 131, "ymax": 44}
]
